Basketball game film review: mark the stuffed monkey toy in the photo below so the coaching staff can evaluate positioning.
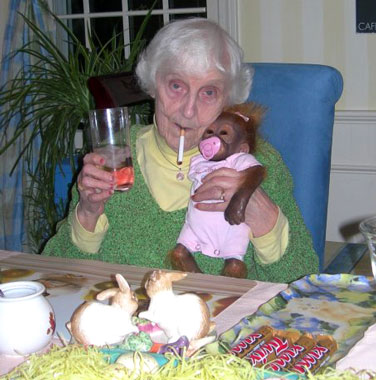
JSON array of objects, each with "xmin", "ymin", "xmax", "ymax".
[{"xmin": 170, "ymin": 103, "xmax": 266, "ymax": 278}]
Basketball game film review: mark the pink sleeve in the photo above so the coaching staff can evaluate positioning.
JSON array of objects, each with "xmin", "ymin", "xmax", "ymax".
[{"xmin": 229, "ymin": 153, "xmax": 262, "ymax": 171}]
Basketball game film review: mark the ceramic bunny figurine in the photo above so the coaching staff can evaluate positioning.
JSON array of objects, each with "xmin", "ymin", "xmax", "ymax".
[
  {"xmin": 66, "ymin": 273, "xmax": 138, "ymax": 346},
  {"xmin": 139, "ymin": 270, "xmax": 215, "ymax": 344}
]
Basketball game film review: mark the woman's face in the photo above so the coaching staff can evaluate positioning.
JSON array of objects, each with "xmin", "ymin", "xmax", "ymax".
[{"xmin": 154, "ymin": 69, "xmax": 229, "ymax": 152}]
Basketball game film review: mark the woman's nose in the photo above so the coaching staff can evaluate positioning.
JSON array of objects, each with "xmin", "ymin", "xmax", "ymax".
[{"xmin": 181, "ymin": 93, "xmax": 197, "ymax": 119}]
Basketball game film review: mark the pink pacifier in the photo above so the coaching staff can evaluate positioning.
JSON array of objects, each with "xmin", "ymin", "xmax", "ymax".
[{"xmin": 199, "ymin": 136, "xmax": 221, "ymax": 160}]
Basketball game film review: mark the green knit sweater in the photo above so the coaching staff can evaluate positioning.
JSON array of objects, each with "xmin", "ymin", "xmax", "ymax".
[{"xmin": 42, "ymin": 125, "xmax": 319, "ymax": 283}]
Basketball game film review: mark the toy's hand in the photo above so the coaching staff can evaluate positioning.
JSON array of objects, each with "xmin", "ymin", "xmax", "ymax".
[
  {"xmin": 224, "ymin": 165, "xmax": 265, "ymax": 225},
  {"xmin": 224, "ymin": 191, "xmax": 248, "ymax": 225}
]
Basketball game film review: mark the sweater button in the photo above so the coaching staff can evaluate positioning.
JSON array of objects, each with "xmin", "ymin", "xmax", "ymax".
[{"xmin": 214, "ymin": 249, "xmax": 220, "ymax": 256}]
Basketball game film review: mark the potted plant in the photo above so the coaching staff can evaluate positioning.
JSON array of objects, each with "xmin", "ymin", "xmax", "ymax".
[{"xmin": 0, "ymin": 6, "xmax": 152, "ymax": 253}]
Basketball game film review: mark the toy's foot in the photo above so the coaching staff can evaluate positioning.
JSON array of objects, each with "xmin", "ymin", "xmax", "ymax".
[
  {"xmin": 169, "ymin": 244, "xmax": 202, "ymax": 273},
  {"xmin": 222, "ymin": 258, "xmax": 247, "ymax": 278}
]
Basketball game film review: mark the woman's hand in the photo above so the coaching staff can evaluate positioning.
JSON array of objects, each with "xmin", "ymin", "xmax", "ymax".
[
  {"xmin": 76, "ymin": 153, "xmax": 116, "ymax": 232},
  {"xmin": 191, "ymin": 168, "xmax": 279, "ymax": 237}
]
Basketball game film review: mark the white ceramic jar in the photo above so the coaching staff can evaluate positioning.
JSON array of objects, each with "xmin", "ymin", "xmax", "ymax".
[{"xmin": 0, "ymin": 281, "xmax": 55, "ymax": 355}]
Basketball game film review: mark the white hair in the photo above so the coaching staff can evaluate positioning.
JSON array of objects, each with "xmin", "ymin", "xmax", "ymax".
[{"xmin": 135, "ymin": 18, "xmax": 253, "ymax": 105}]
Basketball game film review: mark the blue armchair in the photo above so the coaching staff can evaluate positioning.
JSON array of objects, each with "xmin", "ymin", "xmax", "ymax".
[{"xmin": 247, "ymin": 63, "xmax": 343, "ymax": 270}]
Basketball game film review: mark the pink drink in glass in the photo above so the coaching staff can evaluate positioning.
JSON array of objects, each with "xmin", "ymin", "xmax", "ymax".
[{"xmin": 94, "ymin": 145, "xmax": 134, "ymax": 191}]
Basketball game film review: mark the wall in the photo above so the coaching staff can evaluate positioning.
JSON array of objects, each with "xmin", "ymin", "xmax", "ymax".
[
  {"xmin": 327, "ymin": 110, "xmax": 376, "ymax": 242},
  {"xmin": 238, "ymin": 0, "xmax": 376, "ymax": 243},
  {"xmin": 238, "ymin": 0, "xmax": 376, "ymax": 111}
]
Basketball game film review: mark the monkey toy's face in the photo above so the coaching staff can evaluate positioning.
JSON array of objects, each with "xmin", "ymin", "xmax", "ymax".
[{"xmin": 199, "ymin": 116, "xmax": 250, "ymax": 161}]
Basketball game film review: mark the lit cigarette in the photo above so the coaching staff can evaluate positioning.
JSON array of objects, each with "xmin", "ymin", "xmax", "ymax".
[{"xmin": 177, "ymin": 128, "xmax": 185, "ymax": 165}]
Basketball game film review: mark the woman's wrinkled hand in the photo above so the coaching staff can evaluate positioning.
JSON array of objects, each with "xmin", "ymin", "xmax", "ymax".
[
  {"xmin": 76, "ymin": 153, "xmax": 116, "ymax": 231},
  {"xmin": 191, "ymin": 167, "xmax": 278, "ymax": 237}
]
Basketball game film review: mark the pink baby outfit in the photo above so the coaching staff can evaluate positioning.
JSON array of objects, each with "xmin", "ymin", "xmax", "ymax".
[{"xmin": 177, "ymin": 152, "xmax": 262, "ymax": 260}]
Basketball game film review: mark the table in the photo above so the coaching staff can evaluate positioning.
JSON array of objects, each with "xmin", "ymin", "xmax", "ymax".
[
  {"xmin": 0, "ymin": 250, "xmax": 286, "ymax": 375},
  {"xmin": 1, "ymin": 250, "xmax": 376, "ymax": 376},
  {"xmin": 0, "ymin": 250, "xmax": 274, "ymax": 339}
]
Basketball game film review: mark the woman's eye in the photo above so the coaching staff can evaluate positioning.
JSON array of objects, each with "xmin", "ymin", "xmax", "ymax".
[
  {"xmin": 200, "ymin": 87, "xmax": 217, "ymax": 101},
  {"xmin": 169, "ymin": 81, "xmax": 183, "ymax": 91},
  {"xmin": 167, "ymin": 80, "xmax": 186, "ymax": 97}
]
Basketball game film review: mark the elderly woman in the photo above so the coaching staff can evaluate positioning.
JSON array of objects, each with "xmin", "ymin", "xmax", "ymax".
[{"xmin": 42, "ymin": 18, "xmax": 318, "ymax": 283}]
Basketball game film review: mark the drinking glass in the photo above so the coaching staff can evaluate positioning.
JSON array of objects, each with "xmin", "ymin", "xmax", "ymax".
[
  {"xmin": 89, "ymin": 107, "xmax": 134, "ymax": 191},
  {"xmin": 359, "ymin": 216, "xmax": 376, "ymax": 280}
]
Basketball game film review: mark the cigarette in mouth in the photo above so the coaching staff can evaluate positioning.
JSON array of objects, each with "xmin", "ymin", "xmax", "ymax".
[{"xmin": 177, "ymin": 128, "xmax": 185, "ymax": 165}]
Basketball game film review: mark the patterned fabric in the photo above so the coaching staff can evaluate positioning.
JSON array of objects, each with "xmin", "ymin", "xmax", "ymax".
[
  {"xmin": 207, "ymin": 274, "xmax": 376, "ymax": 366},
  {"xmin": 0, "ymin": 0, "xmax": 55, "ymax": 251}
]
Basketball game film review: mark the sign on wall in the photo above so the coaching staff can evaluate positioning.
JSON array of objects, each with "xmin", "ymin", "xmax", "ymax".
[{"xmin": 356, "ymin": 0, "xmax": 376, "ymax": 33}]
